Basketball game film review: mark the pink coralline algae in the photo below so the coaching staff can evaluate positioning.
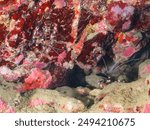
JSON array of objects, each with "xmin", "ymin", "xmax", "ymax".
[
  {"xmin": 18, "ymin": 68, "xmax": 52, "ymax": 92},
  {"xmin": 0, "ymin": 98, "xmax": 15, "ymax": 113},
  {"xmin": 105, "ymin": 1, "xmax": 135, "ymax": 30},
  {"xmin": 144, "ymin": 104, "xmax": 150, "ymax": 113},
  {"xmin": 99, "ymin": 103, "xmax": 124, "ymax": 113},
  {"xmin": 0, "ymin": 0, "xmax": 150, "ymax": 91},
  {"xmin": 28, "ymin": 98, "xmax": 48, "ymax": 108}
]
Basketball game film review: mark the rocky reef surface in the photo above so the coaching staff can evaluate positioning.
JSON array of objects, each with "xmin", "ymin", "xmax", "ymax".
[
  {"xmin": 0, "ymin": 0, "xmax": 150, "ymax": 113},
  {"xmin": 0, "ymin": 59, "xmax": 150, "ymax": 113}
]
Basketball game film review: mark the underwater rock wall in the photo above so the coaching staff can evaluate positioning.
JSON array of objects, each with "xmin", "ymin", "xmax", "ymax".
[
  {"xmin": 0, "ymin": 0, "xmax": 150, "ymax": 90},
  {"xmin": 0, "ymin": 0, "xmax": 150, "ymax": 113}
]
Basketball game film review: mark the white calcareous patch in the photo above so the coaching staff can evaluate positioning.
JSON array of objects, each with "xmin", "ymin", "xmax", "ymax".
[{"xmin": 0, "ymin": 66, "xmax": 12, "ymax": 75}]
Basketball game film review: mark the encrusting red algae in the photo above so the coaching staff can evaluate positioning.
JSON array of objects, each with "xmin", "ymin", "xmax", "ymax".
[{"xmin": 0, "ymin": 0, "xmax": 150, "ymax": 112}]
